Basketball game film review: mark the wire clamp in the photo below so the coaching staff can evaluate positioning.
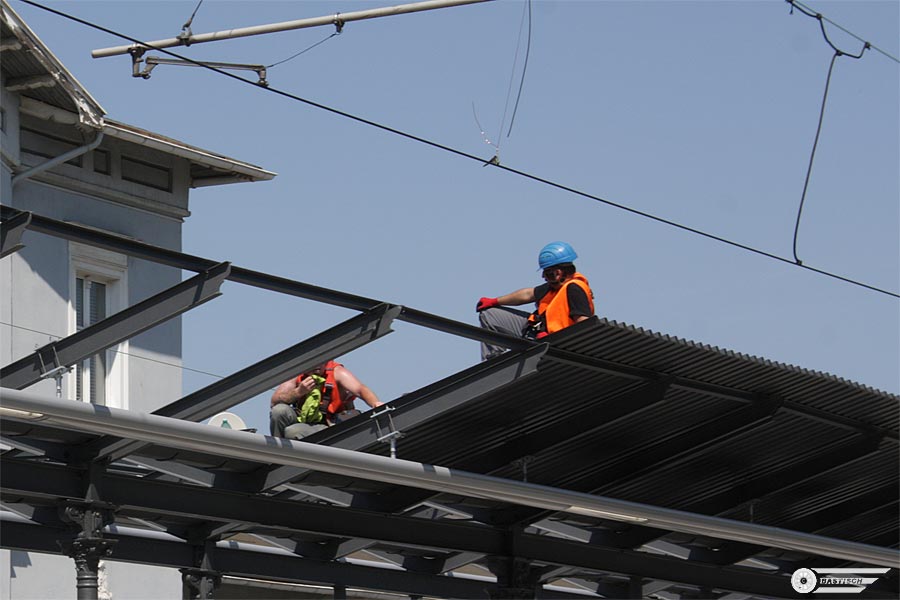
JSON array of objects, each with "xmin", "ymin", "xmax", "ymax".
[
  {"xmin": 333, "ymin": 14, "xmax": 345, "ymax": 34},
  {"xmin": 177, "ymin": 26, "xmax": 194, "ymax": 46}
]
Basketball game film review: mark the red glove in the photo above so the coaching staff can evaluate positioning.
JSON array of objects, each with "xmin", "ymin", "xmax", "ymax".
[
  {"xmin": 476, "ymin": 297, "xmax": 499, "ymax": 312},
  {"xmin": 536, "ymin": 331, "xmax": 549, "ymax": 340}
]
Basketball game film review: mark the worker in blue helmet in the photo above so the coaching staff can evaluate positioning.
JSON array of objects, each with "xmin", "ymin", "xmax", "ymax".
[{"xmin": 475, "ymin": 242, "xmax": 595, "ymax": 360}]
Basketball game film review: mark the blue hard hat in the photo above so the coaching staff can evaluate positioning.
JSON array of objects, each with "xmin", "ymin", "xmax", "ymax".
[{"xmin": 538, "ymin": 241, "xmax": 578, "ymax": 269}]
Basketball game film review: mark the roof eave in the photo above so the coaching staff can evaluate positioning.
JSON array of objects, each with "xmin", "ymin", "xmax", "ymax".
[{"xmin": 1, "ymin": 0, "xmax": 105, "ymax": 128}]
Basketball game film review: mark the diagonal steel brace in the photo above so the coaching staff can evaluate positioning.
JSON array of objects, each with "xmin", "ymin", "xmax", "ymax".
[
  {"xmin": 86, "ymin": 303, "xmax": 402, "ymax": 463},
  {"xmin": 1, "ymin": 262, "xmax": 231, "ymax": 390}
]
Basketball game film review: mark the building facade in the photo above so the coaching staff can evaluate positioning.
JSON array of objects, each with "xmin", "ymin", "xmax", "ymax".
[{"xmin": 1, "ymin": 2, "xmax": 274, "ymax": 596}]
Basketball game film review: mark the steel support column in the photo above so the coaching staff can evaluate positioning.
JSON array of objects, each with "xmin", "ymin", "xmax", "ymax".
[
  {"xmin": 181, "ymin": 539, "xmax": 221, "ymax": 600},
  {"xmin": 486, "ymin": 554, "xmax": 537, "ymax": 599},
  {"xmin": 1, "ymin": 262, "xmax": 231, "ymax": 390},
  {"xmin": 59, "ymin": 502, "xmax": 116, "ymax": 600}
]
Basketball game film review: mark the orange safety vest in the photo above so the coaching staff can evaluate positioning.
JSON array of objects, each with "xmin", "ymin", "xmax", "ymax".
[
  {"xmin": 296, "ymin": 361, "xmax": 356, "ymax": 416},
  {"xmin": 532, "ymin": 274, "xmax": 594, "ymax": 334}
]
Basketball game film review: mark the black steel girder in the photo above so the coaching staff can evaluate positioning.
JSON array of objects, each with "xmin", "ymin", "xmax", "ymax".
[
  {"xmin": 0, "ymin": 208, "xmax": 31, "ymax": 258},
  {"xmin": 0, "ymin": 456, "xmax": 804, "ymax": 597},
  {"xmin": 82, "ymin": 304, "xmax": 400, "ymax": 463},
  {"xmin": 0, "ymin": 517, "xmax": 497, "ymax": 599},
  {"xmin": 261, "ymin": 344, "xmax": 548, "ymax": 490},
  {"xmin": 685, "ymin": 433, "xmax": 884, "ymax": 518},
  {"xmin": 584, "ymin": 396, "xmax": 784, "ymax": 495},
  {"xmin": 1, "ymin": 262, "xmax": 231, "ymax": 390},
  {"xmin": 5, "ymin": 206, "xmax": 893, "ymax": 443},
  {"xmin": 371, "ymin": 379, "xmax": 672, "ymax": 517},
  {"xmin": 499, "ymin": 396, "xmax": 784, "ymax": 531}
]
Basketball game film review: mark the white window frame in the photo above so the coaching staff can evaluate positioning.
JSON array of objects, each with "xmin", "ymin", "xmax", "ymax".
[{"xmin": 68, "ymin": 241, "xmax": 129, "ymax": 409}]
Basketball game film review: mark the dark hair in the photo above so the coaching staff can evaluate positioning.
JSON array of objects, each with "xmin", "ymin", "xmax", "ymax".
[{"xmin": 559, "ymin": 264, "xmax": 576, "ymax": 277}]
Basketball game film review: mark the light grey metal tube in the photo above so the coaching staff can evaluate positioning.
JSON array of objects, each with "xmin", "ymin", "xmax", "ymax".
[
  {"xmin": 11, "ymin": 131, "xmax": 104, "ymax": 187},
  {"xmin": 1, "ymin": 388, "xmax": 896, "ymax": 568},
  {"xmin": 92, "ymin": 0, "xmax": 493, "ymax": 58}
]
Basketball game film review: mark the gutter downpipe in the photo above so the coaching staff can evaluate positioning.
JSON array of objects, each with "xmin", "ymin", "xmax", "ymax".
[
  {"xmin": 1, "ymin": 388, "xmax": 897, "ymax": 569},
  {"xmin": 11, "ymin": 130, "xmax": 104, "ymax": 188}
]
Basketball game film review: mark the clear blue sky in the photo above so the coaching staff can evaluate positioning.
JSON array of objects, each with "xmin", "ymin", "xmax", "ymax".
[{"xmin": 13, "ymin": 0, "xmax": 899, "ymax": 434}]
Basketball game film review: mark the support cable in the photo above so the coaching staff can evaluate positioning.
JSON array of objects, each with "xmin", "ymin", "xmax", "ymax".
[
  {"xmin": 787, "ymin": 0, "xmax": 870, "ymax": 265},
  {"xmin": 473, "ymin": 0, "xmax": 532, "ymax": 165},
  {"xmin": 506, "ymin": 0, "xmax": 531, "ymax": 137},
  {"xmin": 267, "ymin": 28, "xmax": 342, "ymax": 70},
  {"xmin": 20, "ymin": 0, "xmax": 899, "ymax": 300},
  {"xmin": 179, "ymin": 0, "xmax": 204, "ymax": 43}
]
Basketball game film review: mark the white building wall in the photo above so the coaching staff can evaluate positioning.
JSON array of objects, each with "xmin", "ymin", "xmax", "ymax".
[{"xmin": 2, "ymin": 77, "xmax": 190, "ymax": 600}]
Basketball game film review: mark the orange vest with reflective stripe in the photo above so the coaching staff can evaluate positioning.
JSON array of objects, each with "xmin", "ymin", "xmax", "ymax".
[
  {"xmin": 296, "ymin": 361, "xmax": 356, "ymax": 415},
  {"xmin": 536, "ymin": 274, "xmax": 594, "ymax": 334}
]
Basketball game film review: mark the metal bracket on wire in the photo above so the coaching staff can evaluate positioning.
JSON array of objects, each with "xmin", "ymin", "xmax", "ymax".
[
  {"xmin": 129, "ymin": 49, "xmax": 269, "ymax": 87},
  {"xmin": 370, "ymin": 405, "xmax": 404, "ymax": 459}
]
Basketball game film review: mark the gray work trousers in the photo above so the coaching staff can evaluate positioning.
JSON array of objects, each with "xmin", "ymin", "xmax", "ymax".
[
  {"xmin": 478, "ymin": 306, "xmax": 531, "ymax": 361},
  {"xmin": 270, "ymin": 403, "xmax": 327, "ymax": 439}
]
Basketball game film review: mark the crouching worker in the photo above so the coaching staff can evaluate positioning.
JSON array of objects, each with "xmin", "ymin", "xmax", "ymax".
[
  {"xmin": 270, "ymin": 360, "xmax": 383, "ymax": 440},
  {"xmin": 476, "ymin": 241, "xmax": 595, "ymax": 361}
]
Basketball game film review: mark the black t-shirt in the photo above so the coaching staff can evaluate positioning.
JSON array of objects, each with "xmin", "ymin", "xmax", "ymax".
[{"xmin": 534, "ymin": 281, "xmax": 593, "ymax": 318}]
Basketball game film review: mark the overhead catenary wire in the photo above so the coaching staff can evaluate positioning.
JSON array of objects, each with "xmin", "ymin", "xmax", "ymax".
[
  {"xmin": 787, "ymin": 0, "xmax": 869, "ymax": 265},
  {"xmin": 505, "ymin": 0, "xmax": 531, "ymax": 137},
  {"xmin": 474, "ymin": 0, "xmax": 532, "ymax": 160},
  {"xmin": 0, "ymin": 321, "xmax": 228, "ymax": 381},
  {"xmin": 787, "ymin": 0, "xmax": 898, "ymax": 64},
  {"xmin": 20, "ymin": 0, "xmax": 900, "ymax": 300}
]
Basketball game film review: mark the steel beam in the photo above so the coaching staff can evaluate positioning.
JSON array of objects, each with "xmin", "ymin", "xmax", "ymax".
[
  {"xmin": 685, "ymin": 433, "xmax": 884, "ymax": 518},
  {"xmin": 560, "ymin": 396, "xmax": 782, "ymax": 494},
  {"xmin": 0, "ymin": 208, "xmax": 31, "ymax": 258},
  {"xmin": 760, "ymin": 485, "xmax": 900, "ymax": 537},
  {"xmin": 5, "ymin": 207, "xmax": 895, "ymax": 443},
  {"xmin": 374, "ymin": 379, "xmax": 672, "ymax": 516},
  {"xmin": 249, "ymin": 533, "xmax": 375, "ymax": 561},
  {"xmin": 261, "ymin": 344, "xmax": 547, "ymax": 489},
  {"xmin": 0, "ymin": 456, "xmax": 508, "ymax": 554},
  {"xmin": 0, "ymin": 516, "xmax": 495, "ymax": 599},
  {"xmin": 3, "ymin": 391, "xmax": 897, "ymax": 569},
  {"xmin": 121, "ymin": 456, "xmax": 215, "ymax": 487},
  {"xmin": 1, "ymin": 262, "xmax": 231, "ymax": 390},
  {"xmin": 85, "ymin": 304, "xmax": 400, "ymax": 462},
  {"xmin": 0, "ymin": 458, "xmax": 855, "ymax": 597},
  {"xmin": 0, "ymin": 434, "xmax": 69, "ymax": 461},
  {"xmin": 500, "ymin": 396, "xmax": 783, "ymax": 531}
]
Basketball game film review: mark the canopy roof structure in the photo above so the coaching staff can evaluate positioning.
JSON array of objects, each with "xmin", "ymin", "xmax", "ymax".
[{"xmin": 1, "ymin": 206, "xmax": 898, "ymax": 599}]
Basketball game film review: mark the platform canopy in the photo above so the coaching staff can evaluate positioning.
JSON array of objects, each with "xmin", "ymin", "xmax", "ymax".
[{"xmin": 2, "ymin": 207, "xmax": 898, "ymax": 599}]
